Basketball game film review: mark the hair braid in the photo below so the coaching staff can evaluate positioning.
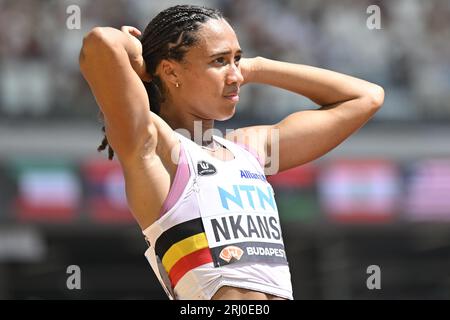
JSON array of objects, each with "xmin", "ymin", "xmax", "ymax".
[{"xmin": 97, "ymin": 125, "xmax": 114, "ymax": 160}]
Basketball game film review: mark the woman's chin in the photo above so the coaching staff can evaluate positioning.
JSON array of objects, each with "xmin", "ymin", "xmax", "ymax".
[{"xmin": 217, "ymin": 104, "xmax": 236, "ymax": 121}]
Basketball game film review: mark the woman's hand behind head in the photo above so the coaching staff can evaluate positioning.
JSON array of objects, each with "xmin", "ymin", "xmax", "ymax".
[{"xmin": 121, "ymin": 26, "xmax": 152, "ymax": 82}]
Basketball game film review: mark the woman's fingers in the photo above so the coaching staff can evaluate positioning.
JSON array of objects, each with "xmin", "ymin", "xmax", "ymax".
[{"xmin": 121, "ymin": 26, "xmax": 142, "ymax": 37}]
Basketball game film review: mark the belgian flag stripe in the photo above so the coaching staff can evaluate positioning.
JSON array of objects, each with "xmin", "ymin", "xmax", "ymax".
[
  {"xmin": 155, "ymin": 218, "xmax": 204, "ymax": 258},
  {"xmin": 168, "ymin": 247, "xmax": 213, "ymax": 288},
  {"xmin": 162, "ymin": 232, "xmax": 209, "ymax": 272}
]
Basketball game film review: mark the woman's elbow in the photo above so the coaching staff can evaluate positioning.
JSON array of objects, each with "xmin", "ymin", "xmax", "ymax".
[
  {"xmin": 364, "ymin": 84, "xmax": 385, "ymax": 110},
  {"xmin": 79, "ymin": 28, "xmax": 113, "ymax": 63},
  {"xmin": 80, "ymin": 28, "xmax": 102, "ymax": 65}
]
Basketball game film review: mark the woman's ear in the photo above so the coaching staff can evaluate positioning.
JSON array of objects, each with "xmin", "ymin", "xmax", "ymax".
[{"xmin": 158, "ymin": 60, "xmax": 179, "ymax": 86}]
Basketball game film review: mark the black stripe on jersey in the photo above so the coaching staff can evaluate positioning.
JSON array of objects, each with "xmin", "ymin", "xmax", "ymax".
[{"xmin": 154, "ymin": 218, "xmax": 205, "ymax": 258}]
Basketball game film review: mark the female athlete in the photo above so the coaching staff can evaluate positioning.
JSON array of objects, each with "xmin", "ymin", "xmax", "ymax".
[{"xmin": 79, "ymin": 5, "xmax": 384, "ymax": 300}]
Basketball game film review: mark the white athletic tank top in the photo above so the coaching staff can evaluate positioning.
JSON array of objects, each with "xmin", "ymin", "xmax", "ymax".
[{"xmin": 143, "ymin": 132, "xmax": 293, "ymax": 300}]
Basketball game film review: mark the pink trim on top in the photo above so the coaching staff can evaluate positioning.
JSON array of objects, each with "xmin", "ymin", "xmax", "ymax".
[
  {"xmin": 236, "ymin": 142, "xmax": 264, "ymax": 167},
  {"xmin": 159, "ymin": 143, "xmax": 190, "ymax": 217}
]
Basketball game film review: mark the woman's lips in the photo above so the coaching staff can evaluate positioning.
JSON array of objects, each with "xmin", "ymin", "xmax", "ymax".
[{"xmin": 224, "ymin": 93, "xmax": 239, "ymax": 102}]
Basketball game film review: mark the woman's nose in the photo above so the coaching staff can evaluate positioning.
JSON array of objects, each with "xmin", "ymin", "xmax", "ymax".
[{"xmin": 226, "ymin": 63, "xmax": 244, "ymax": 85}]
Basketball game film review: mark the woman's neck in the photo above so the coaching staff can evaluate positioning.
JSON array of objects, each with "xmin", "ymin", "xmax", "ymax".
[{"xmin": 159, "ymin": 106, "xmax": 216, "ymax": 147}]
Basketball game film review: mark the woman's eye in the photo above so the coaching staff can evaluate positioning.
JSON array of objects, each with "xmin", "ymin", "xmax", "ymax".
[
  {"xmin": 213, "ymin": 56, "xmax": 241, "ymax": 66},
  {"xmin": 214, "ymin": 57, "xmax": 226, "ymax": 65}
]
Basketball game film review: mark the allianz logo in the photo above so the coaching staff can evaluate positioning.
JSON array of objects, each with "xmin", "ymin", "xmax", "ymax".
[{"xmin": 240, "ymin": 169, "xmax": 266, "ymax": 182}]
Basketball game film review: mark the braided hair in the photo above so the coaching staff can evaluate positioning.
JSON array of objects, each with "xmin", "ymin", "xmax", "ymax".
[{"xmin": 98, "ymin": 5, "xmax": 224, "ymax": 160}]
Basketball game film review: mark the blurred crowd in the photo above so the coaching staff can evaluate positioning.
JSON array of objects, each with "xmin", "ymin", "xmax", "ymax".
[
  {"xmin": 0, "ymin": 0, "xmax": 449, "ymax": 122},
  {"xmin": 1, "ymin": 1, "xmax": 449, "ymax": 300}
]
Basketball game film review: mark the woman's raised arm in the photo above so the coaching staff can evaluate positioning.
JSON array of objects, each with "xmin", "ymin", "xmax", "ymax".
[
  {"xmin": 79, "ymin": 26, "xmax": 156, "ymax": 164},
  {"xmin": 234, "ymin": 57, "xmax": 384, "ymax": 173}
]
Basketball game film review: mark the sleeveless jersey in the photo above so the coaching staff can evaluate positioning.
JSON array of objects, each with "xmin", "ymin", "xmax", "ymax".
[{"xmin": 142, "ymin": 132, "xmax": 293, "ymax": 300}]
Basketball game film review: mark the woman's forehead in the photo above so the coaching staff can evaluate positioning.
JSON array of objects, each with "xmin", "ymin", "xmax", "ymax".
[{"xmin": 195, "ymin": 19, "xmax": 241, "ymax": 56}]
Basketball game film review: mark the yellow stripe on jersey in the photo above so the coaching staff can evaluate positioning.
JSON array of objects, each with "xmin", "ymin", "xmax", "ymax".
[{"xmin": 162, "ymin": 232, "xmax": 209, "ymax": 272}]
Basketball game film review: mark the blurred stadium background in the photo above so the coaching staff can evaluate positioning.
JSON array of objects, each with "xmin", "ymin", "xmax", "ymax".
[{"xmin": 1, "ymin": 0, "xmax": 450, "ymax": 299}]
